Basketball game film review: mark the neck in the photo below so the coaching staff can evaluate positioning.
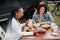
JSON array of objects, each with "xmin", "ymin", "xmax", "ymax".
[
  {"xmin": 15, "ymin": 16, "xmax": 18, "ymax": 20},
  {"xmin": 40, "ymin": 13, "xmax": 43, "ymax": 17}
]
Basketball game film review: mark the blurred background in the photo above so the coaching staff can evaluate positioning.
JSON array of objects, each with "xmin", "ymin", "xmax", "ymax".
[{"xmin": 0, "ymin": 0, "xmax": 60, "ymax": 32}]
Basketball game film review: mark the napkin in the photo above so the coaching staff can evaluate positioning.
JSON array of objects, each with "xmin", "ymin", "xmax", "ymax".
[
  {"xmin": 51, "ymin": 32, "xmax": 58, "ymax": 36},
  {"xmin": 22, "ymin": 32, "xmax": 33, "ymax": 36}
]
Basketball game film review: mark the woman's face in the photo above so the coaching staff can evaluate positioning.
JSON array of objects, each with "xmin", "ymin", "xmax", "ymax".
[
  {"xmin": 39, "ymin": 7, "xmax": 45, "ymax": 14},
  {"xmin": 15, "ymin": 8, "xmax": 24, "ymax": 19}
]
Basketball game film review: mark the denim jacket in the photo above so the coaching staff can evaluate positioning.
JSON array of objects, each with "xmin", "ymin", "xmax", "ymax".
[{"xmin": 32, "ymin": 11, "xmax": 54, "ymax": 24}]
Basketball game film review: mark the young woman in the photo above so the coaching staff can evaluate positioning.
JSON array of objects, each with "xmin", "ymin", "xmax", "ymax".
[
  {"xmin": 32, "ymin": 2, "xmax": 58, "ymax": 35},
  {"xmin": 5, "ymin": 6, "xmax": 26, "ymax": 40},
  {"xmin": 33, "ymin": 4, "xmax": 54, "ymax": 25}
]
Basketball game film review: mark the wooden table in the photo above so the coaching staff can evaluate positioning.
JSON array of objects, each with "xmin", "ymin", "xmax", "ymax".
[{"xmin": 22, "ymin": 28, "xmax": 60, "ymax": 40}]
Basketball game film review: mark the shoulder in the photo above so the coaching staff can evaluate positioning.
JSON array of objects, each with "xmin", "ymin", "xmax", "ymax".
[
  {"xmin": 12, "ymin": 17, "xmax": 17, "ymax": 24},
  {"xmin": 33, "ymin": 11, "xmax": 39, "ymax": 16},
  {"xmin": 33, "ymin": 11, "xmax": 37, "ymax": 15},
  {"xmin": 45, "ymin": 11, "xmax": 51, "ymax": 15},
  {"xmin": 12, "ymin": 17, "xmax": 16, "ymax": 21}
]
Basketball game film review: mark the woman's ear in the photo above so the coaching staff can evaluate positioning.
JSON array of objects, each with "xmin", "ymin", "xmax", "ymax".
[
  {"xmin": 15, "ymin": 11, "xmax": 18, "ymax": 16},
  {"xmin": 15, "ymin": 11, "xmax": 19, "ymax": 19},
  {"xmin": 15, "ymin": 11, "xmax": 17, "ymax": 14}
]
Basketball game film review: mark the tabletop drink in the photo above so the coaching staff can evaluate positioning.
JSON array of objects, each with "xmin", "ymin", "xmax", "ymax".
[
  {"xmin": 27, "ymin": 19, "xmax": 33, "ymax": 27},
  {"xmin": 51, "ymin": 23, "xmax": 58, "ymax": 33},
  {"xmin": 51, "ymin": 23, "xmax": 58, "ymax": 35}
]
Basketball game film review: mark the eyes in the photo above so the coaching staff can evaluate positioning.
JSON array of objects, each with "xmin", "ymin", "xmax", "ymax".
[{"xmin": 40, "ymin": 7, "xmax": 45, "ymax": 11}]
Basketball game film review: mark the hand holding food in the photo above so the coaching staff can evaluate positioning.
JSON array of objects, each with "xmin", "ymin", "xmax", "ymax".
[
  {"xmin": 36, "ymin": 27, "xmax": 46, "ymax": 33},
  {"xmin": 41, "ymin": 24, "xmax": 51, "ymax": 29}
]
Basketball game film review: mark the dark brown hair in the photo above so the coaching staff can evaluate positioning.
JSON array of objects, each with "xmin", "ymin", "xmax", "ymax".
[{"xmin": 36, "ymin": 4, "xmax": 48, "ymax": 14}]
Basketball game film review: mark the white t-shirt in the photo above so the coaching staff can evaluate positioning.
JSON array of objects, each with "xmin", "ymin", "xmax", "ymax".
[{"xmin": 5, "ymin": 17, "xmax": 25, "ymax": 40}]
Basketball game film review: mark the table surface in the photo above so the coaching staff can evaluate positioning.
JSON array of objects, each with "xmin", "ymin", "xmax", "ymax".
[{"xmin": 22, "ymin": 28, "xmax": 60, "ymax": 40}]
